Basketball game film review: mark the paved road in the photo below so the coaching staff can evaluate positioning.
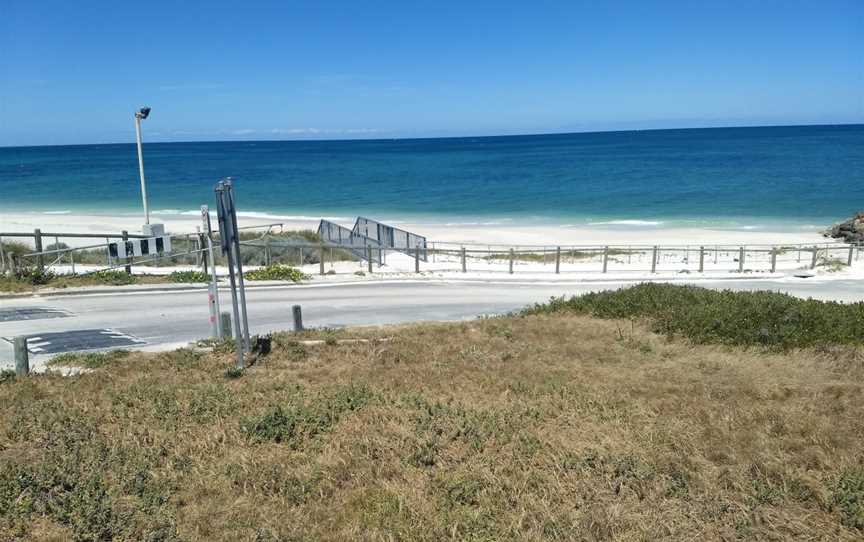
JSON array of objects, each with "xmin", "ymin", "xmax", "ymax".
[{"xmin": 1, "ymin": 277, "xmax": 861, "ymax": 369}]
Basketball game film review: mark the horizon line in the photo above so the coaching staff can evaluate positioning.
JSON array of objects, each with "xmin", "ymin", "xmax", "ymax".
[{"xmin": 2, "ymin": 121, "xmax": 862, "ymax": 150}]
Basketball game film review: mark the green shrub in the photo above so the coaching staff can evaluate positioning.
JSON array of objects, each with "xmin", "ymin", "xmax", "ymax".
[
  {"xmin": 244, "ymin": 264, "xmax": 310, "ymax": 282},
  {"xmin": 90, "ymin": 269, "xmax": 138, "ymax": 285},
  {"xmin": 14, "ymin": 266, "xmax": 56, "ymax": 285},
  {"xmin": 48, "ymin": 350, "xmax": 132, "ymax": 369},
  {"xmin": 240, "ymin": 384, "xmax": 373, "ymax": 445},
  {"xmin": 0, "ymin": 370, "xmax": 15, "ymax": 384},
  {"xmin": 168, "ymin": 270, "xmax": 210, "ymax": 283},
  {"xmin": 521, "ymin": 283, "xmax": 864, "ymax": 350}
]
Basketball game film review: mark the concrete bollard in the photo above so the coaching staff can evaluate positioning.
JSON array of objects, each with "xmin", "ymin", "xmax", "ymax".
[
  {"xmin": 292, "ymin": 304, "xmax": 304, "ymax": 332},
  {"xmin": 14, "ymin": 336, "xmax": 29, "ymax": 376},
  {"xmin": 220, "ymin": 312, "xmax": 232, "ymax": 340}
]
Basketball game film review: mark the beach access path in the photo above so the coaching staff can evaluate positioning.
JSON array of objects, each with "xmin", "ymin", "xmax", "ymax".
[{"xmin": 1, "ymin": 275, "xmax": 862, "ymax": 372}]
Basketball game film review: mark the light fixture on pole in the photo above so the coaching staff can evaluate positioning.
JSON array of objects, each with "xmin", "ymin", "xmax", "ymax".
[
  {"xmin": 134, "ymin": 106, "xmax": 163, "ymax": 236},
  {"xmin": 134, "ymin": 106, "xmax": 151, "ymax": 225}
]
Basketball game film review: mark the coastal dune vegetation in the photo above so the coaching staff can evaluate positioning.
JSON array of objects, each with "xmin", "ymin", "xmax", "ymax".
[{"xmin": 1, "ymin": 285, "xmax": 863, "ymax": 540}]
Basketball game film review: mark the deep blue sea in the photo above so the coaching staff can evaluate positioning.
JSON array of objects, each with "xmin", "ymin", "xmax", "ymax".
[{"xmin": 1, "ymin": 125, "xmax": 862, "ymax": 229}]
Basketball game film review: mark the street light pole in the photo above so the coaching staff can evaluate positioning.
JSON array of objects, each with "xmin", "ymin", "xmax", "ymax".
[{"xmin": 134, "ymin": 107, "xmax": 151, "ymax": 225}]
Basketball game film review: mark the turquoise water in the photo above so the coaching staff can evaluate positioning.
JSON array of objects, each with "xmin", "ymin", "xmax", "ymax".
[{"xmin": 1, "ymin": 124, "xmax": 862, "ymax": 228}]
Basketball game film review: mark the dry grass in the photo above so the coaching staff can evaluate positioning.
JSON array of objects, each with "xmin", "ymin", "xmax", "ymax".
[{"xmin": 2, "ymin": 315, "xmax": 863, "ymax": 540}]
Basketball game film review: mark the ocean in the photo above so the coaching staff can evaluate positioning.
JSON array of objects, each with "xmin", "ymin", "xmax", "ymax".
[{"xmin": 1, "ymin": 124, "xmax": 862, "ymax": 229}]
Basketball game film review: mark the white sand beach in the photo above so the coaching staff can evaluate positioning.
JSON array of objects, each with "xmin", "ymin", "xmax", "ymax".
[{"xmin": 0, "ymin": 210, "xmax": 834, "ymax": 247}]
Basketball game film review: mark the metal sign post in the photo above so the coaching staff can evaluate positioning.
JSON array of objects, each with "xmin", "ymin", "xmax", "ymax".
[
  {"xmin": 215, "ymin": 179, "xmax": 250, "ymax": 368},
  {"xmin": 201, "ymin": 205, "xmax": 223, "ymax": 339}
]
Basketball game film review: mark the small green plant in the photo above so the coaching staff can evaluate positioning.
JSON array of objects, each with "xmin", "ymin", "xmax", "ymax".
[
  {"xmin": 832, "ymin": 468, "xmax": 864, "ymax": 530},
  {"xmin": 244, "ymin": 264, "xmax": 310, "ymax": 282},
  {"xmin": 354, "ymin": 271, "xmax": 366, "ymax": 277},
  {"xmin": 0, "ymin": 370, "xmax": 15, "ymax": 384},
  {"xmin": 48, "ymin": 349, "xmax": 132, "ymax": 369},
  {"xmin": 197, "ymin": 337, "xmax": 236, "ymax": 354},
  {"xmin": 224, "ymin": 366, "xmax": 244, "ymax": 379},
  {"xmin": 169, "ymin": 270, "xmax": 210, "ymax": 283}
]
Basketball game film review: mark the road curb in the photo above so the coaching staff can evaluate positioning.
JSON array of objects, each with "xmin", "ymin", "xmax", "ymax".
[{"xmin": 0, "ymin": 272, "xmax": 793, "ymax": 300}]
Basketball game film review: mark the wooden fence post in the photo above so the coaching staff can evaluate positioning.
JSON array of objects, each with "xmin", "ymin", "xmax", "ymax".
[
  {"xmin": 651, "ymin": 246, "xmax": 658, "ymax": 273},
  {"xmin": 602, "ymin": 246, "xmax": 609, "ymax": 273},
  {"xmin": 220, "ymin": 312, "xmax": 232, "ymax": 340},
  {"xmin": 810, "ymin": 247, "xmax": 818, "ymax": 269},
  {"xmin": 367, "ymin": 245, "xmax": 373, "ymax": 273},
  {"xmin": 319, "ymin": 244, "xmax": 325, "ymax": 275},
  {"xmin": 509, "ymin": 248, "xmax": 514, "ymax": 274},
  {"xmin": 415, "ymin": 246, "xmax": 420, "ymax": 273},
  {"xmin": 122, "ymin": 230, "xmax": 132, "ymax": 274},
  {"xmin": 770, "ymin": 248, "xmax": 777, "ymax": 273},
  {"xmin": 34, "ymin": 228, "xmax": 44, "ymax": 271},
  {"xmin": 848, "ymin": 245, "xmax": 854, "ymax": 267},
  {"xmin": 698, "ymin": 246, "xmax": 705, "ymax": 273},
  {"xmin": 555, "ymin": 246, "xmax": 561, "ymax": 274},
  {"xmin": 292, "ymin": 305, "xmax": 304, "ymax": 332},
  {"xmin": 738, "ymin": 246, "xmax": 745, "ymax": 273},
  {"xmin": 461, "ymin": 247, "xmax": 467, "ymax": 273},
  {"xmin": 14, "ymin": 336, "xmax": 29, "ymax": 376}
]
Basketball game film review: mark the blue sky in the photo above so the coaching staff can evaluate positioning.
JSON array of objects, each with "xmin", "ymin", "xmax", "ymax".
[{"xmin": 1, "ymin": 0, "xmax": 862, "ymax": 146}]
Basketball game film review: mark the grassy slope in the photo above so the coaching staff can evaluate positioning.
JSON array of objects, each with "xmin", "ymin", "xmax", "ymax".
[{"xmin": 2, "ymin": 314, "xmax": 863, "ymax": 540}]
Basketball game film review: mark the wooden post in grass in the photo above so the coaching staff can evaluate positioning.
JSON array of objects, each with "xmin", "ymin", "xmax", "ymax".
[
  {"xmin": 122, "ymin": 230, "xmax": 132, "ymax": 274},
  {"xmin": 0, "ymin": 237, "xmax": 6, "ymax": 274},
  {"xmin": 698, "ymin": 246, "xmax": 705, "ymax": 273},
  {"xmin": 319, "ymin": 244, "xmax": 325, "ymax": 275},
  {"xmin": 771, "ymin": 248, "xmax": 778, "ymax": 273},
  {"xmin": 367, "ymin": 245, "xmax": 373, "ymax": 274},
  {"xmin": 810, "ymin": 247, "xmax": 818, "ymax": 269},
  {"xmin": 738, "ymin": 246, "xmax": 745, "ymax": 273},
  {"xmin": 602, "ymin": 246, "xmax": 609, "ymax": 273},
  {"xmin": 461, "ymin": 247, "xmax": 467, "ymax": 273},
  {"xmin": 651, "ymin": 246, "xmax": 658, "ymax": 273},
  {"xmin": 555, "ymin": 246, "xmax": 561, "ymax": 274},
  {"xmin": 509, "ymin": 248, "xmax": 514, "ymax": 274},
  {"xmin": 292, "ymin": 305, "xmax": 304, "ymax": 332},
  {"xmin": 220, "ymin": 312, "xmax": 232, "ymax": 340},
  {"xmin": 848, "ymin": 245, "xmax": 854, "ymax": 266},
  {"xmin": 415, "ymin": 245, "xmax": 420, "ymax": 273},
  {"xmin": 34, "ymin": 228, "xmax": 44, "ymax": 271},
  {"xmin": 14, "ymin": 336, "xmax": 29, "ymax": 376}
]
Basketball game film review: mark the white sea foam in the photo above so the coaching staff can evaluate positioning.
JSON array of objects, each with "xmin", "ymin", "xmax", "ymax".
[
  {"xmin": 587, "ymin": 220, "xmax": 663, "ymax": 226},
  {"xmin": 149, "ymin": 209, "xmax": 348, "ymax": 222}
]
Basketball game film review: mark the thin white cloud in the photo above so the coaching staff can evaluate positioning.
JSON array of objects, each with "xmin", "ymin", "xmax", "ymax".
[
  {"xmin": 158, "ymin": 83, "xmax": 224, "ymax": 92},
  {"xmin": 270, "ymin": 127, "xmax": 381, "ymax": 135}
]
